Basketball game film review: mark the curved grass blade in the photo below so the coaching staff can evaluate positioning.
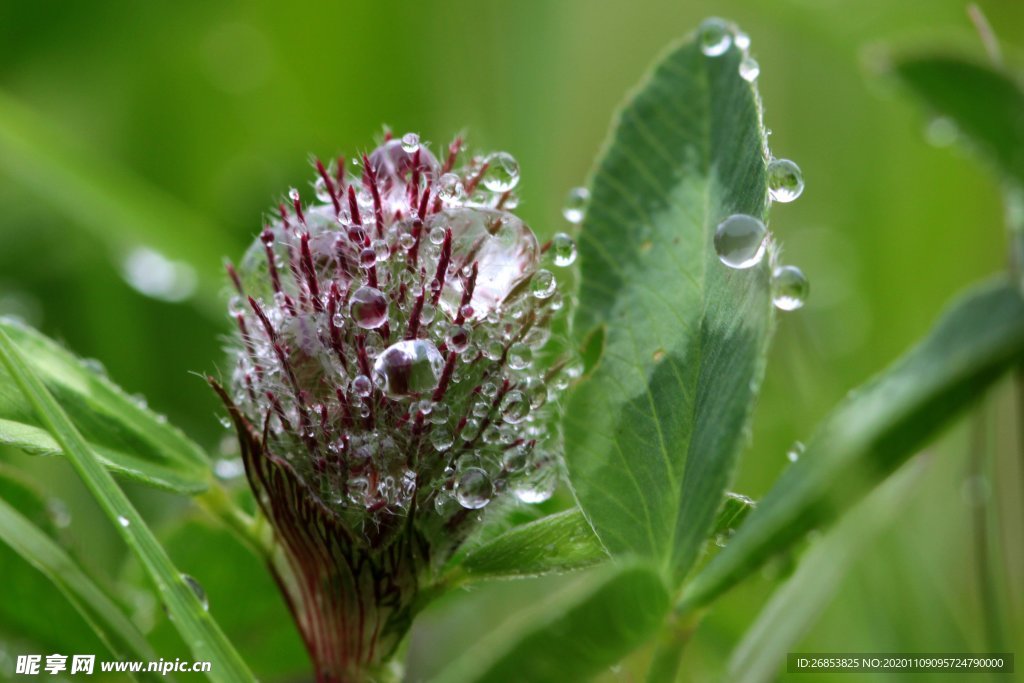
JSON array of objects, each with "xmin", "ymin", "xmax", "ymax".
[
  {"xmin": 0, "ymin": 488, "xmax": 157, "ymax": 670},
  {"xmin": 0, "ymin": 317, "xmax": 208, "ymax": 494},
  {"xmin": 0, "ymin": 327, "xmax": 253, "ymax": 683},
  {"xmin": 430, "ymin": 562, "xmax": 669, "ymax": 683},
  {"xmin": 727, "ymin": 461, "xmax": 922, "ymax": 683},
  {"xmin": 564, "ymin": 24, "xmax": 773, "ymax": 585},
  {"xmin": 680, "ymin": 277, "xmax": 1024, "ymax": 611}
]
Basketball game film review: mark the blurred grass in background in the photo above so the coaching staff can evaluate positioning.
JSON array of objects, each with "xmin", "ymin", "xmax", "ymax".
[{"xmin": 0, "ymin": 0, "xmax": 1021, "ymax": 680}]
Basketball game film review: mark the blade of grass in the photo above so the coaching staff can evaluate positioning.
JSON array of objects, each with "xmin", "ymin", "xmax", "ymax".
[
  {"xmin": 679, "ymin": 277, "xmax": 1024, "ymax": 612},
  {"xmin": 0, "ymin": 494, "xmax": 157, "ymax": 674},
  {"xmin": 0, "ymin": 327, "xmax": 253, "ymax": 683},
  {"xmin": 727, "ymin": 460, "xmax": 923, "ymax": 683}
]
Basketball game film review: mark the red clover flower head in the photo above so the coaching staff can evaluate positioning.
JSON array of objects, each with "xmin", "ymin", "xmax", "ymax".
[{"xmin": 212, "ymin": 132, "xmax": 579, "ymax": 681}]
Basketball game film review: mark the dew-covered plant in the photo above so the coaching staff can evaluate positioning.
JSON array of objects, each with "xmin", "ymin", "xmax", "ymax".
[
  {"xmin": 0, "ymin": 14, "xmax": 1021, "ymax": 683},
  {"xmin": 212, "ymin": 135, "xmax": 579, "ymax": 679}
]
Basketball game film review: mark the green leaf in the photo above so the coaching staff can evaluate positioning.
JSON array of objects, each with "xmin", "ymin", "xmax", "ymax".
[
  {"xmin": 0, "ymin": 318, "xmax": 208, "ymax": 494},
  {"xmin": 0, "ymin": 89, "xmax": 231, "ymax": 318},
  {"xmin": 727, "ymin": 462, "xmax": 922, "ymax": 683},
  {"xmin": 712, "ymin": 491, "xmax": 756, "ymax": 537},
  {"xmin": 564, "ymin": 27, "xmax": 773, "ymax": 584},
  {"xmin": 0, "ymin": 467, "xmax": 156, "ymax": 667},
  {"xmin": 885, "ymin": 53, "xmax": 1024, "ymax": 186},
  {"xmin": 680, "ymin": 277, "xmax": 1024, "ymax": 611},
  {"xmin": 0, "ymin": 326, "xmax": 253, "ymax": 683},
  {"xmin": 457, "ymin": 509, "xmax": 608, "ymax": 580},
  {"xmin": 430, "ymin": 562, "xmax": 670, "ymax": 683}
]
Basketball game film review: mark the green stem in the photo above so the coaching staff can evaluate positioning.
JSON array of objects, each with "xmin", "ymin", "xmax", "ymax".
[
  {"xmin": 195, "ymin": 479, "xmax": 270, "ymax": 558},
  {"xmin": 644, "ymin": 609, "xmax": 702, "ymax": 683},
  {"xmin": 968, "ymin": 406, "xmax": 1006, "ymax": 652}
]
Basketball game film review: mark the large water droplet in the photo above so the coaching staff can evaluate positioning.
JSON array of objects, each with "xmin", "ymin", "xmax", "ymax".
[
  {"xmin": 550, "ymin": 232, "xmax": 577, "ymax": 267},
  {"xmin": 181, "ymin": 574, "xmax": 209, "ymax": 611},
  {"xmin": 431, "ymin": 208, "xmax": 540, "ymax": 320},
  {"xmin": 714, "ymin": 214, "xmax": 768, "ymax": 269},
  {"xmin": 500, "ymin": 390, "xmax": 530, "ymax": 424},
  {"xmin": 562, "ymin": 187, "xmax": 589, "ymax": 224},
  {"xmin": 349, "ymin": 286, "xmax": 388, "ymax": 329},
  {"xmin": 446, "ymin": 325, "xmax": 470, "ymax": 353},
  {"xmin": 507, "ymin": 343, "xmax": 532, "ymax": 370},
  {"xmin": 482, "ymin": 152, "xmax": 520, "ymax": 192},
  {"xmin": 368, "ymin": 138, "xmax": 439, "ymax": 185},
  {"xmin": 352, "ymin": 375, "xmax": 373, "ymax": 397},
  {"xmin": 767, "ymin": 158, "xmax": 804, "ymax": 203},
  {"xmin": 455, "ymin": 467, "xmax": 493, "ymax": 509},
  {"xmin": 771, "ymin": 265, "xmax": 809, "ymax": 311},
  {"xmin": 699, "ymin": 18, "xmax": 732, "ymax": 57},
  {"xmin": 373, "ymin": 340, "xmax": 444, "ymax": 399}
]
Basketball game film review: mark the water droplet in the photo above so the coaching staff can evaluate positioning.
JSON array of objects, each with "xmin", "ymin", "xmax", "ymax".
[
  {"xmin": 502, "ymin": 443, "xmax": 530, "ymax": 471},
  {"xmin": 429, "ymin": 226, "xmax": 447, "ymax": 245},
  {"xmin": 714, "ymin": 214, "xmax": 768, "ymax": 269},
  {"xmin": 288, "ymin": 187, "xmax": 301, "ymax": 203},
  {"xmin": 699, "ymin": 18, "xmax": 732, "ymax": 57},
  {"xmin": 482, "ymin": 152, "xmax": 520, "ymax": 193},
  {"xmin": 431, "ymin": 208, "xmax": 539, "ymax": 319},
  {"xmin": 455, "ymin": 467, "xmax": 493, "ymax": 509},
  {"xmin": 120, "ymin": 247, "xmax": 198, "ymax": 303},
  {"xmin": 117, "ymin": 515, "xmax": 130, "ymax": 528},
  {"xmin": 500, "ymin": 391, "xmax": 530, "ymax": 424},
  {"xmin": 767, "ymin": 158, "xmax": 804, "ymax": 203},
  {"xmin": 181, "ymin": 574, "xmax": 209, "ymax": 611},
  {"xmin": 214, "ymin": 458, "xmax": 245, "ymax": 480},
  {"xmin": 431, "ymin": 428, "xmax": 454, "ymax": 452},
  {"xmin": 447, "ymin": 325, "xmax": 470, "ymax": 352},
  {"xmin": 81, "ymin": 358, "xmax": 108, "ymax": 378},
  {"xmin": 734, "ymin": 30, "xmax": 751, "ymax": 51},
  {"xmin": 771, "ymin": 265, "xmax": 809, "ymax": 311},
  {"xmin": 352, "ymin": 375, "xmax": 373, "ymax": 397},
  {"xmin": 430, "ymin": 403, "xmax": 450, "ymax": 424},
  {"xmin": 507, "ymin": 343, "xmax": 532, "ymax": 370},
  {"xmin": 349, "ymin": 286, "xmax": 389, "ymax": 329},
  {"xmin": 562, "ymin": 187, "xmax": 589, "ymax": 224},
  {"xmin": 739, "ymin": 56, "xmax": 760, "ymax": 82},
  {"xmin": 925, "ymin": 117, "xmax": 958, "ymax": 148},
  {"xmin": 399, "ymin": 232, "xmax": 416, "ymax": 250},
  {"xmin": 787, "ymin": 441, "xmax": 805, "ymax": 462},
  {"xmin": 460, "ymin": 417, "xmax": 482, "ymax": 441},
  {"xmin": 550, "ymin": 232, "xmax": 577, "ymax": 267},
  {"xmin": 531, "ymin": 269, "xmax": 557, "ymax": 299},
  {"xmin": 47, "ymin": 499, "xmax": 71, "ymax": 528},
  {"xmin": 437, "ymin": 173, "xmax": 465, "ymax": 204},
  {"xmin": 514, "ymin": 467, "xmax": 557, "ymax": 504},
  {"xmin": 372, "ymin": 239, "xmax": 390, "ymax": 262},
  {"xmin": 359, "ymin": 247, "xmax": 377, "ymax": 269},
  {"xmin": 373, "ymin": 340, "xmax": 444, "ymax": 398},
  {"xmin": 400, "ymin": 132, "xmax": 420, "ymax": 153}
]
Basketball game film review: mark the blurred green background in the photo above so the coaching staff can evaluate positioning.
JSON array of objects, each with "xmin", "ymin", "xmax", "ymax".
[{"xmin": 0, "ymin": 0, "xmax": 1021, "ymax": 680}]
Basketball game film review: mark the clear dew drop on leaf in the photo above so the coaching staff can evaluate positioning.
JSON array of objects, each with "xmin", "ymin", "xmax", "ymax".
[{"xmin": 714, "ymin": 214, "xmax": 768, "ymax": 269}]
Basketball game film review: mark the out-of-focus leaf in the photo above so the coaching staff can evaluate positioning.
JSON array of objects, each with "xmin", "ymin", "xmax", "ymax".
[
  {"xmin": 0, "ymin": 89, "xmax": 231, "ymax": 317},
  {"xmin": 0, "ymin": 326, "xmax": 253, "ymax": 683},
  {"xmin": 564, "ymin": 26, "xmax": 773, "ymax": 585},
  {"xmin": 0, "ymin": 317, "xmax": 208, "ymax": 494},
  {"xmin": 886, "ymin": 54, "xmax": 1024, "ymax": 186},
  {"xmin": 728, "ymin": 461, "xmax": 922, "ymax": 683},
  {"xmin": 681, "ymin": 278, "xmax": 1024, "ymax": 610},
  {"xmin": 430, "ymin": 562, "xmax": 669, "ymax": 683},
  {"xmin": 457, "ymin": 509, "xmax": 608, "ymax": 580},
  {"xmin": 0, "ymin": 466, "xmax": 156, "ymax": 668}
]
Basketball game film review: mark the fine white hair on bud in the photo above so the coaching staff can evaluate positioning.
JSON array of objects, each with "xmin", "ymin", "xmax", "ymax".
[{"xmin": 211, "ymin": 132, "xmax": 579, "ymax": 679}]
